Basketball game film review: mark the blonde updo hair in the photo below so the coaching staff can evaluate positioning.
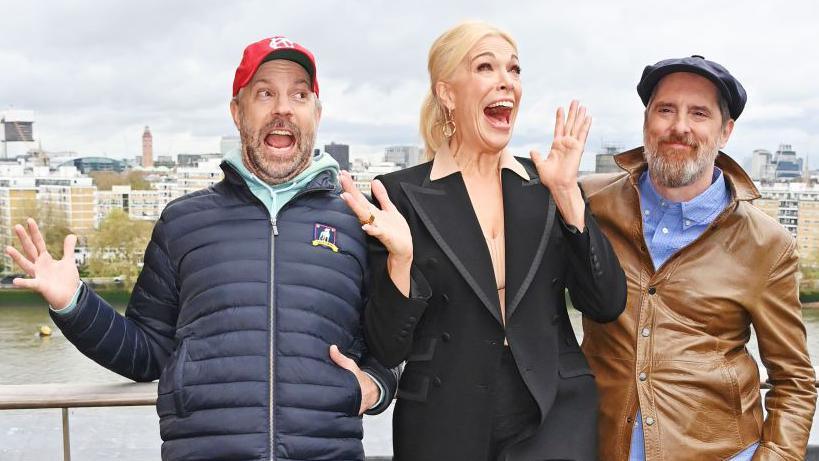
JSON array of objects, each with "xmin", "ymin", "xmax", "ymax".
[{"xmin": 420, "ymin": 21, "xmax": 517, "ymax": 160}]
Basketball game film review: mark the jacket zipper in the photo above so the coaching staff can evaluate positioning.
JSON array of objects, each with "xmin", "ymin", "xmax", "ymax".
[
  {"xmin": 266, "ymin": 184, "xmax": 332, "ymax": 461},
  {"xmin": 269, "ymin": 216, "xmax": 277, "ymax": 460}
]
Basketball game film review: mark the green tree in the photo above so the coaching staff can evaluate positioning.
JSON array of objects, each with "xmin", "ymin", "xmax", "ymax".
[
  {"xmin": 89, "ymin": 170, "xmax": 151, "ymax": 191},
  {"xmin": 36, "ymin": 203, "xmax": 72, "ymax": 260},
  {"xmin": 87, "ymin": 209, "xmax": 154, "ymax": 290}
]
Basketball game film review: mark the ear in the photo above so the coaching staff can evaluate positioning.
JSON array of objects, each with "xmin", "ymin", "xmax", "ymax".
[
  {"xmin": 718, "ymin": 119, "xmax": 735, "ymax": 149},
  {"xmin": 435, "ymin": 80, "xmax": 456, "ymax": 111},
  {"xmin": 314, "ymin": 97, "xmax": 322, "ymax": 124},
  {"xmin": 229, "ymin": 96, "xmax": 241, "ymax": 131}
]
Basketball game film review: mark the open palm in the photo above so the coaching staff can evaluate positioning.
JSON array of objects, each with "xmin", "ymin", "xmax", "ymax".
[
  {"xmin": 339, "ymin": 171, "xmax": 412, "ymax": 260},
  {"xmin": 531, "ymin": 100, "xmax": 591, "ymax": 191},
  {"xmin": 5, "ymin": 218, "xmax": 80, "ymax": 308}
]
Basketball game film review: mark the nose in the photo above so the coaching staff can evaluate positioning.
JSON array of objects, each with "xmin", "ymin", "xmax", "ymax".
[
  {"xmin": 498, "ymin": 69, "xmax": 515, "ymax": 92},
  {"xmin": 671, "ymin": 113, "xmax": 691, "ymax": 135},
  {"xmin": 271, "ymin": 94, "xmax": 294, "ymax": 117}
]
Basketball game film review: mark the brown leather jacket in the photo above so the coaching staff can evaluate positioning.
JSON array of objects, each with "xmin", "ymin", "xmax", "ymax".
[{"xmin": 580, "ymin": 148, "xmax": 816, "ymax": 461}]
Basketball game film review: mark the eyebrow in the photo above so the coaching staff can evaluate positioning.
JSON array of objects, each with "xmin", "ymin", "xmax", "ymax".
[
  {"xmin": 471, "ymin": 51, "xmax": 519, "ymax": 62},
  {"xmin": 250, "ymin": 77, "xmax": 311, "ymax": 87}
]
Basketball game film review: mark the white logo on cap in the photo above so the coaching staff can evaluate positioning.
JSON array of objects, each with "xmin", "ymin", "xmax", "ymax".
[{"xmin": 269, "ymin": 37, "xmax": 295, "ymax": 50}]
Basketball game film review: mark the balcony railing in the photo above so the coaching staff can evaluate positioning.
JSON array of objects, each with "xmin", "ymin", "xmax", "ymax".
[
  {"xmin": 1, "ymin": 382, "xmax": 817, "ymax": 461},
  {"xmin": 0, "ymin": 383, "xmax": 390, "ymax": 461}
]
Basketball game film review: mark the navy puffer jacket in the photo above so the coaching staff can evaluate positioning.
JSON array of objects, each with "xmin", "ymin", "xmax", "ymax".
[{"xmin": 51, "ymin": 163, "xmax": 397, "ymax": 460}]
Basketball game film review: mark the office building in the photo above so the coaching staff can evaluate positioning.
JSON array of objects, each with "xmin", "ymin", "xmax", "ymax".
[
  {"xmin": 1, "ymin": 110, "xmax": 37, "ymax": 159},
  {"xmin": 325, "ymin": 142, "xmax": 350, "ymax": 170}
]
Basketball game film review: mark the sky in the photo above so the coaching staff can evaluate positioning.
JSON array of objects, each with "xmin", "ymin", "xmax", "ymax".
[{"xmin": 1, "ymin": 0, "xmax": 817, "ymax": 171}]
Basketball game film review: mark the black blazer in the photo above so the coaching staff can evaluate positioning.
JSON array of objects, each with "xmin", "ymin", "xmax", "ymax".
[{"xmin": 365, "ymin": 159, "xmax": 626, "ymax": 461}]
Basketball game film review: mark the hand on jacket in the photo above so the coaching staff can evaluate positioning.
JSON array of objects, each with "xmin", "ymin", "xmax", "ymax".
[
  {"xmin": 340, "ymin": 170, "xmax": 413, "ymax": 295},
  {"xmin": 5, "ymin": 218, "xmax": 80, "ymax": 308},
  {"xmin": 329, "ymin": 345, "xmax": 380, "ymax": 415},
  {"xmin": 530, "ymin": 100, "xmax": 591, "ymax": 230}
]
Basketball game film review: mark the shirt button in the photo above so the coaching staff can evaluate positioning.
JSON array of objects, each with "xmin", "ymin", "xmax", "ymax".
[
  {"xmin": 648, "ymin": 286, "xmax": 656, "ymax": 295},
  {"xmin": 641, "ymin": 327, "xmax": 651, "ymax": 337},
  {"xmin": 644, "ymin": 209, "xmax": 650, "ymax": 216},
  {"xmin": 645, "ymin": 416, "xmax": 655, "ymax": 426},
  {"xmin": 661, "ymin": 227, "xmax": 669, "ymax": 234},
  {"xmin": 684, "ymin": 220, "xmax": 691, "ymax": 226},
  {"xmin": 639, "ymin": 372, "xmax": 647, "ymax": 381}
]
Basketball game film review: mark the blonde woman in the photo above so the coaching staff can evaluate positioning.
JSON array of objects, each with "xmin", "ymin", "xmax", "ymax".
[{"xmin": 341, "ymin": 22, "xmax": 626, "ymax": 460}]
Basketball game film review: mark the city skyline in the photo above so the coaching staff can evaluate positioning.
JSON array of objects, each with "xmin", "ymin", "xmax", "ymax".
[{"xmin": 1, "ymin": 1, "xmax": 817, "ymax": 171}]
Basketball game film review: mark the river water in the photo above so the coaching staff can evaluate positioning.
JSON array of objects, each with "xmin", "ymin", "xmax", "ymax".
[{"xmin": 2, "ymin": 298, "xmax": 819, "ymax": 459}]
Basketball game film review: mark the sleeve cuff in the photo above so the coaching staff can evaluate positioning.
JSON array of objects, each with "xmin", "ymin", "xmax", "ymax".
[
  {"xmin": 362, "ymin": 371, "xmax": 386, "ymax": 410},
  {"xmin": 49, "ymin": 281, "xmax": 84, "ymax": 316}
]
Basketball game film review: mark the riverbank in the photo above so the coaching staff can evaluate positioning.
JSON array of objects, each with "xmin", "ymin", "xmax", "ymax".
[{"xmin": 0, "ymin": 288, "xmax": 130, "ymax": 308}]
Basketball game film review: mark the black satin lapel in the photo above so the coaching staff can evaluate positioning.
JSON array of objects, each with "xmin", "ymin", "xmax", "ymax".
[
  {"xmin": 401, "ymin": 176, "xmax": 502, "ymax": 324},
  {"xmin": 502, "ymin": 170, "xmax": 556, "ymax": 321}
]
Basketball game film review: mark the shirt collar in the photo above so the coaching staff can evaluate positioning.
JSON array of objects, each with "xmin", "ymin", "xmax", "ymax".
[
  {"xmin": 639, "ymin": 167, "xmax": 729, "ymax": 225},
  {"xmin": 429, "ymin": 143, "xmax": 530, "ymax": 181}
]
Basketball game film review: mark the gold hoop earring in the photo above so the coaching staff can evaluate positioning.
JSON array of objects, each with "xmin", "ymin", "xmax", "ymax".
[{"xmin": 442, "ymin": 108, "xmax": 456, "ymax": 138}]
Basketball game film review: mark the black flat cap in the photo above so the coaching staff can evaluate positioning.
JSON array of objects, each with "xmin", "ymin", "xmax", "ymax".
[{"xmin": 637, "ymin": 55, "xmax": 747, "ymax": 120}]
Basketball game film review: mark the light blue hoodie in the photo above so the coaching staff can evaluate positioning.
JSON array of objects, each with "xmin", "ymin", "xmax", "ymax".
[{"xmin": 223, "ymin": 146, "xmax": 340, "ymax": 218}]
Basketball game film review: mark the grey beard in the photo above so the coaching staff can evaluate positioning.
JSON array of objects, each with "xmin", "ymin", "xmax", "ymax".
[
  {"xmin": 238, "ymin": 113, "xmax": 315, "ymax": 185},
  {"xmin": 643, "ymin": 136, "xmax": 719, "ymax": 188}
]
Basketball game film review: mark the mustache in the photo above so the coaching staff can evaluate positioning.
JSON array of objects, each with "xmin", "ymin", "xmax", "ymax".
[
  {"xmin": 259, "ymin": 117, "xmax": 301, "ymax": 138},
  {"xmin": 657, "ymin": 133, "xmax": 697, "ymax": 147}
]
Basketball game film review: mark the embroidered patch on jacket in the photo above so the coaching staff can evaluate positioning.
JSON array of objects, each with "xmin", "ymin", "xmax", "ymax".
[{"xmin": 312, "ymin": 223, "xmax": 339, "ymax": 252}]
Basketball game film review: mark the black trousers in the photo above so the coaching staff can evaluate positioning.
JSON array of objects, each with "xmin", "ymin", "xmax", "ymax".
[{"xmin": 488, "ymin": 346, "xmax": 540, "ymax": 460}]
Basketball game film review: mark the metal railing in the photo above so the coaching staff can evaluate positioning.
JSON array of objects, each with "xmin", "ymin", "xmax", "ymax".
[
  {"xmin": 1, "ymin": 382, "xmax": 818, "ymax": 461},
  {"xmin": 0, "ymin": 383, "xmax": 390, "ymax": 461}
]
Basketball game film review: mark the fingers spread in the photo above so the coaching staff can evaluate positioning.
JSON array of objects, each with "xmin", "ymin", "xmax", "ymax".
[
  {"xmin": 554, "ymin": 106, "xmax": 565, "ymax": 139},
  {"xmin": 570, "ymin": 105, "xmax": 587, "ymax": 137},
  {"xmin": 565, "ymin": 100, "xmax": 579, "ymax": 136},
  {"xmin": 12, "ymin": 277, "xmax": 38, "ymax": 291},
  {"xmin": 63, "ymin": 235, "xmax": 77, "ymax": 262},
  {"xmin": 371, "ymin": 180, "xmax": 394, "ymax": 212},
  {"xmin": 14, "ymin": 223, "xmax": 38, "ymax": 261},
  {"xmin": 579, "ymin": 115, "xmax": 592, "ymax": 145},
  {"xmin": 6, "ymin": 246, "xmax": 35, "ymax": 275},
  {"xmin": 27, "ymin": 218, "xmax": 47, "ymax": 255}
]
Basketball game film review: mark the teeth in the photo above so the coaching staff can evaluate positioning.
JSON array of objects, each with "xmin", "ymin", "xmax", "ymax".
[
  {"xmin": 270, "ymin": 130, "xmax": 292, "ymax": 136},
  {"xmin": 488, "ymin": 101, "xmax": 514, "ymax": 109}
]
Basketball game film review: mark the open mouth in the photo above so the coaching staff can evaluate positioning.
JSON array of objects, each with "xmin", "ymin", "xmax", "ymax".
[
  {"xmin": 483, "ymin": 100, "xmax": 514, "ymax": 129},
  {"xmin": 264, "ymin": 129, "xmax": 295, "ymax": 150}
]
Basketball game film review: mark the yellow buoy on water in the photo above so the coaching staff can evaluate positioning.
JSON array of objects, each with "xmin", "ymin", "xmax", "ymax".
[{"xmin": 38, "ymin": 325, "xmax": 52, "ymax": 337}]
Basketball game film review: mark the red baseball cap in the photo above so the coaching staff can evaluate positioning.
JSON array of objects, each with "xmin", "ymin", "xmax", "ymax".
[{"xmin": 232, "ymin": 36, "xmax": 319, "ymax": 98}]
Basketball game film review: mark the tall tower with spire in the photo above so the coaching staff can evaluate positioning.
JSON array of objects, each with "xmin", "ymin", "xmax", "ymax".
[{"xmin": 142, "ymin": 126, "xmax": 153, "ymax": 168}]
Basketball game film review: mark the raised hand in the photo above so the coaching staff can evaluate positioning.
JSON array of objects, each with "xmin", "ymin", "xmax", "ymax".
[
  {"xmin": 329, "ymin": 345, "xmax": 379, "ymax": 415},
  {"xmin": 530, "ymin": 100, "xmax": 591, "ymax": 229},
  {"xmin": 530, "ymin": 100, "xmax": 591, "ymax": 191},
  {"xmin": 339, "ymin": 171, "xmax": 412, "ymax": 262},
  {"xmin": 339, "ymin": 170, "xmax": 413, "ymax": 296},
  {"xmin": 4, "ymin": 218, "xmax": 80, "ymax": 308}
]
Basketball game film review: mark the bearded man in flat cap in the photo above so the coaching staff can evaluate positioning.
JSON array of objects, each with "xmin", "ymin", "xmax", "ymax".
[{"xmin": 579, "ymin": 55, "xmax": 816, "ymax": 460}]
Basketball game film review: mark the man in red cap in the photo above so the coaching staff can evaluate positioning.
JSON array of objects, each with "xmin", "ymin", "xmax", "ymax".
[
  {"xmin": 580, "ymin": 56, "xmax": 816, "ymax": 460},
  {"xmin": 6, "ymin": 36, "xmax": 398, "ymax": 460}
]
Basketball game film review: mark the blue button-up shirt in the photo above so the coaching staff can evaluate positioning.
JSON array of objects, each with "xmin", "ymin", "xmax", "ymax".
[{"xmin": 629, "ymin": 167, "xmax": 758, "ymax": 460}]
